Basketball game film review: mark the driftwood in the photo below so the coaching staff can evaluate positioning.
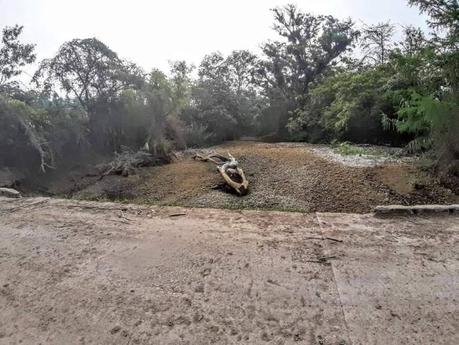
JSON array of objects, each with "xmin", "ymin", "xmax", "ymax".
[
  {"xmin": 100, "ymin": 148, "xmax": 158, "ymax": 179},
  {"xmin": 194, "ymin": 152, "xmax": 249, "ymax": 196}
]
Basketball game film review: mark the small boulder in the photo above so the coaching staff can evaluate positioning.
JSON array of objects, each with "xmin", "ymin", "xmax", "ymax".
[{"xmin": 0, "ymin": 188, "xmax": 21, "ymax": 198}]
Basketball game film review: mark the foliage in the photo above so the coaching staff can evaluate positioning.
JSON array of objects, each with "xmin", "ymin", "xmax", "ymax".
[
  {"xmin": 183, "ymin": 122, "xmax": 214, "ymax": 148},
  {"xmin": 0, "ymin": 25, "xmax": 36, "ymax": 87},
  {"xmin": 1, "ymin": 1, "xmax": 459, "ymax": 187},
  {"xmin": 401, "ymin": 0, "xmax": 459, "ymax": 176},
  {"xmin": 0, "ymin": 94, "xmax": 51, "ymax": 172},
  {"xmin": 254, "ymin": 4, "xmax": 359, "ymax": 133},
  {"xmin": 288, "ymin": 66, "xmax": 400, "ymax": 144},
  {"xmin": 288, "ymin": 0, "xmax": 458, "ymax": 180},
  {"xmin": 392, "ymin": 92, "xmax": 459, "ymax": 164},
  {"xmin": 259, "ymin": 5, "xmax": 358, "ymax": 98},
  {"xmin": 408, "ymin": 0, "xmax": 458, "ymax": 41},
  {"xmin": 333, "ymin": 142, "xmax": 368, "ymax": 156},
  {"xmin": 33, "ymin": 38, "xmax": 143, "ymax": 112},
  {"xmin": 181, "ymin": 50, "xmax": 263, "ymax": 142}
]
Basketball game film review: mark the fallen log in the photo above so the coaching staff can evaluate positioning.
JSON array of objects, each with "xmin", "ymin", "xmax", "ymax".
[
  {"xmin": 194, "ymin": 152, "xmax": 249, "ymax": 196},
  {"xmin": 99, "ymin": 147, "xmax": 169, "ymax": 179},
  {"xmin": 101, "ymin": 149, "xmax": 153, "ymax": 178}
]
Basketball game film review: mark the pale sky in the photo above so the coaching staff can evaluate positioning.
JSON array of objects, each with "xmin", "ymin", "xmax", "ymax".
[{"xmin": 1, "ymin": 0, "xmax": 428, "ymax": 79}]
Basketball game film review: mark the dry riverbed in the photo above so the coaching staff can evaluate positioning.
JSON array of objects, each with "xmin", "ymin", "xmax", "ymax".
[{"xmin": 67, "ymin": 142, "xmax": 458, "ymax": 213}]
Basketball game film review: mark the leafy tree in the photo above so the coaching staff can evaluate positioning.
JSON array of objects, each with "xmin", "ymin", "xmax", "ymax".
[
  {"xmin": 408, "ymin": 0, "xmax": 458, "ymax": 88},
  {"xmin": 261, "ymin": 5, "xmax": 358, "ymax": 97},
  {"xmin": 143, "ymin": 69, "xmax": 174, "ymax": 150},
  {"xmin": 183, "ymin": 50, "xmax": 262, "ymax": 142},
  {"xmin": 0, "ymin": 26, "xmax": 50, "ymax": 174},
  {"xmin": 33, "ymin": 38, "xmax": 143, "ymax": 113},
  {"xmin": 189, "ymin": 53, "xmax": 240, "ymax": 141},
  {"xmin": 0, "ymin": 95, "xmax": 51, "ymax": 172},
  {"xmin": 397, "ymin": 26, "xmax": 428, "ymax": 55},
  {"xmin": 0, "ymin": 25, "xmax": 36, "ymax": 87},
  {"xmin": 169, "ymin": 60, "xmax": 194, "ymax": 114},
  {"xmin": 387, "ymin": 0, "xmax": 459, "ymax": 177},
  {"xmin": 198, "ymin": 53, "xmax": 227, "ymax": 83},
  {"xmin": 0, "ymin": 90, "xmax": 89, "ymax": 175},
  {"xmin": 408, "ymin": 0, "xmax": 458, "ymax": 41},
  {"xmin": 288, "ymin": 66, "xmax": 405, "ymax": 144},
  {"xmin": 32, "ymin": 38, "xmax": 147, "ymax": 153},
  {"xmin": 256, "ymin": 4, "xmax": 359, "ymax": 133},
  {"xmin": 225, "ymin": 50, "xmax": 258, "ymax": 95}
]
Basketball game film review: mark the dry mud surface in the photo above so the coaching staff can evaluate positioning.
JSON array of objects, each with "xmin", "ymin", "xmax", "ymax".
[
  {"xmin": 0, "ymin": 197, "xmax": 458, "ymax": 344},
  {"xmin": 71, "ymin": 142, "xmax": 458, "ymax": 213}
]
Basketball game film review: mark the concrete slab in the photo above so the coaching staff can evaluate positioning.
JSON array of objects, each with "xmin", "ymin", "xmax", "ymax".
[
  {"xmin": 0, "ymin": 198, "xmax": 349, "ymax": 345},
  {"xmin": 0, "ymin": 197, "xmax": 458, "ymax": 344},
  {"xmin": 317, "ymin": 213, "xmax": 459, "ymax": 345}
]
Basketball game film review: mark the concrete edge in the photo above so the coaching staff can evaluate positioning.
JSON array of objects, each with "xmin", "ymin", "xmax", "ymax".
[{"xmin": 374, "ymin": 204, "xmax": 459, "ymax": 216}]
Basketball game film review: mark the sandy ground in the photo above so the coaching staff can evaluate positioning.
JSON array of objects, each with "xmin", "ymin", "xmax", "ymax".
[
  {"xmin": 0, "ymin": 197, "xmax": 458, "ymax": 344},
  {"xmin": 70, "ymin": 142, "xmax": 458, "ymax": 213}
]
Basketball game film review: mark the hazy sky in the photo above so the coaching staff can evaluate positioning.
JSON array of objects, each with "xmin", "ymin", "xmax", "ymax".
[{"xmin": 1, "ymin": 0, "xmax": 428, "ymax": 77}]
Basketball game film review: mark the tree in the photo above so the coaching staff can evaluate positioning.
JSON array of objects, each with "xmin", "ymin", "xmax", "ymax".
[
  {"xmin": 145, "ymin": 68, "xmax": 186, "ymax": 152},
  {"xmin": 0, "ymin": 95, "xmax": 52, "ymax": 172},
  {"xmin": 0, "ymin": 25, "xmax": 36, "ymax": 87},
  {"xmin": 169, "ymin": 60, "xmax": 194, "ymax": 114},
  {"xmin": 259, "ymin": 5, "xmax": 358, "ymax": 98},
  {"xmin": 255, "ymin": 4, "xmax": 359, "ymax": 134},
  {"xmin": 33, "ymin": 38, "xmax": 143, "ymax": 113},
  {"xmin": 408, "ymin": 0, "xmax": 458, "ymax": 40},
  {"xmin": 190, "ymin": 53, "xmax": 240, "ymax": 141},
  {"xmin": 397, "ymin": 0, "xmax": 459, "ymax": 176},
  {"xmin": 360, "ymin": 22, "xmax": 396, "ymax": 65},
  {"xmin": 287, "ymin": 66, "xmax": 406, "ymax": 144},
  {"xmin": 225, "ymin": 50, "xmax": 258, "ymax": 95},
  {"xmin": 398, "ymin": 26, "xmax": 428, "ymax": 55},
  {"xmin": 184, "ymin": 50, "xmax": 262, "ymax": 141},
  {"xmin": 409, "ymin": 0, "xmax": 458, "ymax": 89},
  {"xmin": 197, "ymin": 50, "xmax": 259, "ymax": 103},
  {"xmin": 32, "ymin": 38, "xmax": 147, "ymax": 152},
  {"xmin": 198, "ymin": 52, "xmax": 227, "ymax": 83}
]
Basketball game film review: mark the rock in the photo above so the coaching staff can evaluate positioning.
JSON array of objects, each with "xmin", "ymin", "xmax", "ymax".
[
  {"xmin": 0, "ymin": 188, "xmax": 21, "ymax": 198},
  {"xmin": 110, "ymin": 325, "xmax": 121, "ymax": 334}
]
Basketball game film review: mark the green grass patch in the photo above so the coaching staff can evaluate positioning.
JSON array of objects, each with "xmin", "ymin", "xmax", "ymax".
[{"xmin": 333, "ymin": 142, "xmax": 369, "ymax": 156}]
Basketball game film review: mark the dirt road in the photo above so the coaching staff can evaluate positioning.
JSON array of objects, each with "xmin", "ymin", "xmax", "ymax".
[
  {"xmin": 71, "ymin": 142, "xmax": 458, "ymax": 213},
  {"xmin": 1, "ymin": 197, "xmax": 458, "ymax": 344}
]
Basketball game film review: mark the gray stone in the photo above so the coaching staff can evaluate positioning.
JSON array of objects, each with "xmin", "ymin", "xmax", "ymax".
[{"xmin": 0, "ymin": 187, "xmax": 21, "ymax": 198}]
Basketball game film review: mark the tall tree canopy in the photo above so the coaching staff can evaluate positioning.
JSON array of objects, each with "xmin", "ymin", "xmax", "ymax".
[
  {"xmin": 257, "ymin": 4, "xmax": 359, "ymax": 99},
  {"xmin": 33, "ymin": 38, "xmax": 143, "ymax": 112},
  {"xmin": 252, "ymin": 4, "xmax": 359, "ymax": 134}
]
